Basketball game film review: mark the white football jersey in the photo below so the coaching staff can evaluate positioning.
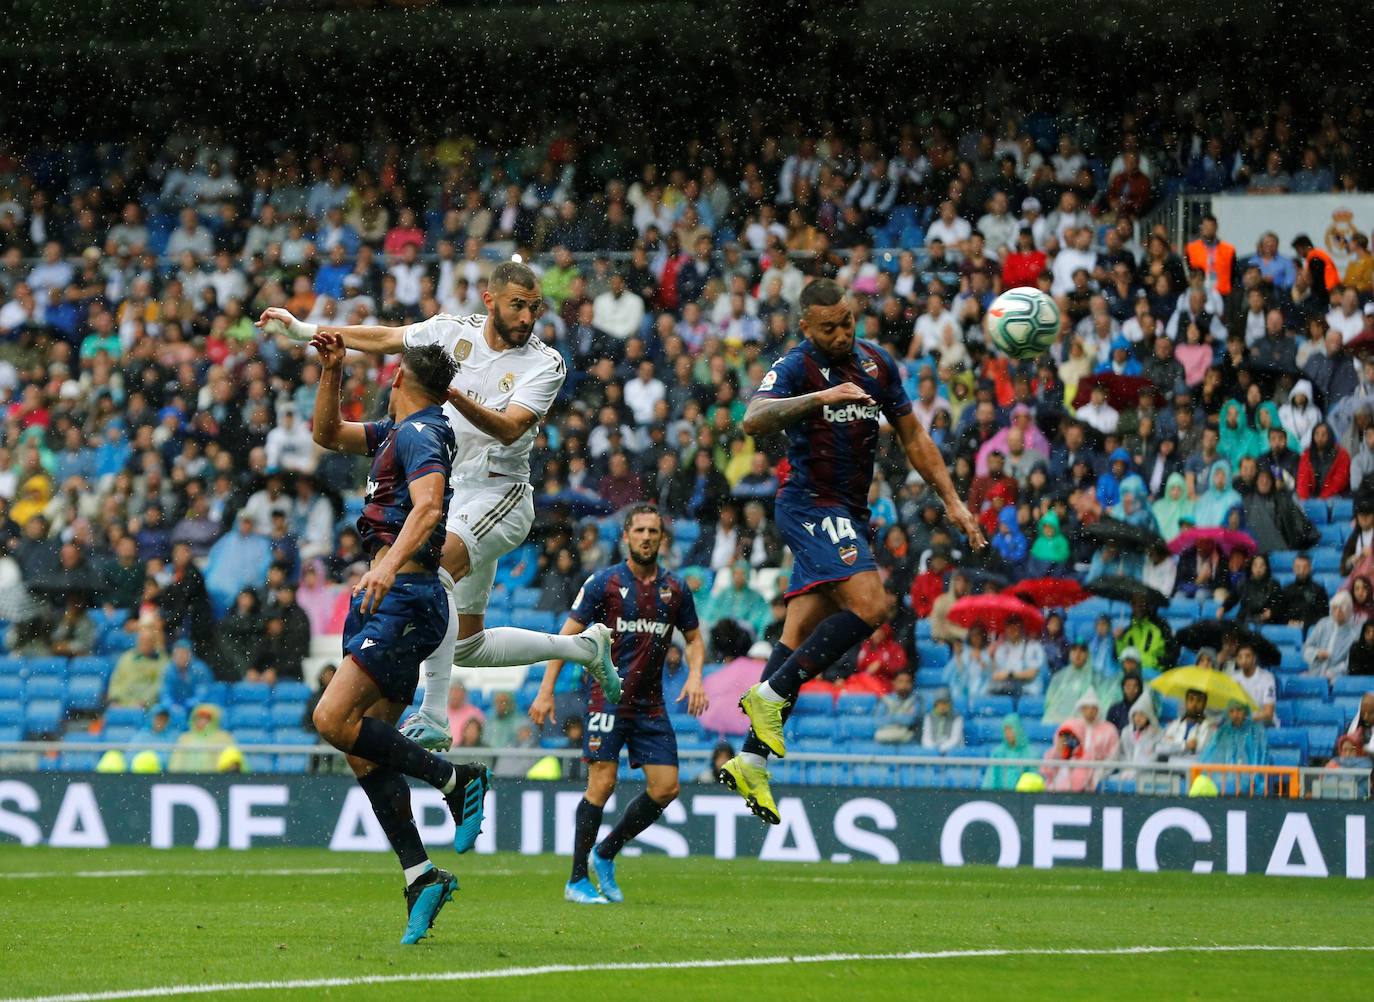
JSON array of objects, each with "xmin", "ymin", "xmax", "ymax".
[{"xmin": 403, "ymin": 313, "xmax": 565, "ymax": 483}]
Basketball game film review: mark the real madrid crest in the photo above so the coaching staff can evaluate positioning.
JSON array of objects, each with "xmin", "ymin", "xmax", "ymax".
[
  {"xmin": 454, "ymin": 339, "xmax": 473, "ymax": 362},
  {"xmin": 499, "ymin": 372, "xmax": 515, "ymax": 393}
]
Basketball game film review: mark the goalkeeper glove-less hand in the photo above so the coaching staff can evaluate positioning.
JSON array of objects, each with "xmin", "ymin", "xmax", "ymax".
[{"xmin": 263, "ymin": 312, "xmax": 318, "ymax": 343}]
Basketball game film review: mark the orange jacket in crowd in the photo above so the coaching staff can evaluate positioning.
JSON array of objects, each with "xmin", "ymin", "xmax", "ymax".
[
  {"xmin": 1302, "ymin": 247, "xmax": 1341, "ymax": 292},
  {"xmin": 1185, "ymin": 238, "xmax": 1236, "ymax": 295}
]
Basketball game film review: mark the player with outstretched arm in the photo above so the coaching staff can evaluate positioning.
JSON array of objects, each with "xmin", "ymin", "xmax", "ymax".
[
  {"xmin": 258, "ymin": 261, "xmax": 622, "ymax": 755},
  {"xmin": 719, "ymin": 278, "xmax": 986, "ymax": 824},
  {"xmin": 529, "ymin": 504, "xmax": 709, "ymax": 904},
  {"xmin": 306, "ymin": 329, "xmax": 487, "ymax": 945}
]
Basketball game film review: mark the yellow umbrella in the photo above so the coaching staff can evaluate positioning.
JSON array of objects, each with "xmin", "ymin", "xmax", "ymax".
[{"xmin": 1149, "ymin": 666, "xmax": 1255, "ymax": 710}]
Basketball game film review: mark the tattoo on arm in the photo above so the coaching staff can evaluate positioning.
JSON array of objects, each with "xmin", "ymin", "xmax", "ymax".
[{"xmin": 742, "ymin": 392, "xmax": 822, "ymax": 435}]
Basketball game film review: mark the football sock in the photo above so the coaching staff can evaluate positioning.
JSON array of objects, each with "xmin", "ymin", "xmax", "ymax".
[
  {"xmin": 357, "ymin": 768, "xmax": 430, "ymax": 879},
  {"xmin": 351, "ymin": 716, "xmax": 457, "ymax": 792},
  {"xmin": 597, "ymin": 792, "xmax": 668, "ymax": 860},
  {"xmin": 570, "ymin": 797, "xmax": 604, "ymax": 882},
  {"xmin": 741, "ymin": 643, "xmax": 794, "ymax": 760},
  {"xmin": 453, "ymin": 627, "xmax": 596, "ymax": 668},
  {"xmin": 416, "ymin": 569, "xmax": 460, "ymax": 724},
  {"xmin": 763, "ymin": 611, "xmax": 872, "ymax": 702}
]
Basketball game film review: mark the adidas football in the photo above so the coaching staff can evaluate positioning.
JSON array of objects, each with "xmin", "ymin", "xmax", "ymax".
[{"xmin": 985, "ymin": 287, "xmax": 1061, "ymax": 359}]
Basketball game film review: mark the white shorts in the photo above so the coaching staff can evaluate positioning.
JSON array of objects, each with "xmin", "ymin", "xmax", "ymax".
[{"xmin": 445, "ymin": 480, "xmax": 535, "ymax": 615}]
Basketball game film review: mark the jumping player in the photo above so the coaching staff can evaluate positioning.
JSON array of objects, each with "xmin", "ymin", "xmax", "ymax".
[
  {"xmin": 306, "ymin": 329, "xmax": 487, "ymax": 945},
  {"xmin": 258, "ymin": 262, "xmax": 621, "ymax": 753},
  {"xmin": 720, "ymin": 278, "xmax": 985, "ymax": 823},
  {"xmin": 528, "ymin": 504, "xmax": 708, "ymax": 904}
]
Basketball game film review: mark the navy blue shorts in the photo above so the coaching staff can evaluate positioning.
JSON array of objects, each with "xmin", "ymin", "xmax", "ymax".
[
  {"xmin": 775, "ymin": 498, "xmax": 877, "ymax": 600},
  {"xmin": 583, "ymin": 709, "xmax": 678, "ymax": 769},
  {"xmin": 342, "ymin": 574, "xmax": 449, "ymax": 705}
]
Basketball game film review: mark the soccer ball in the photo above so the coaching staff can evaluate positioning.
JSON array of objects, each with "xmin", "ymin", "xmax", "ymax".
[{"xmin": 985, "ymin": 288, "xmax": 1061, "ymax": 359}]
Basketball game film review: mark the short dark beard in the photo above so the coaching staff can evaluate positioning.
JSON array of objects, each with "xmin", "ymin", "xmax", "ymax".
[
  {"xmin": 490, "ymin": 304, "xmax": 531, "ymax": 348},
  {"xmin": 627, "ymin": 546, "xmax": 658, "ymax": 569}
]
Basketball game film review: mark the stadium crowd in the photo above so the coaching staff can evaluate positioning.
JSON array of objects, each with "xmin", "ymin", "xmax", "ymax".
[{"xmin": 1, "ymin": 104, "xmax": 1374, "ymax": 779}]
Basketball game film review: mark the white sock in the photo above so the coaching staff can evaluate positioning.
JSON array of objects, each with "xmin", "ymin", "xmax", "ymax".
[
  {"xmin": 453, "ymin": 627, "xmax": 596, "ymax": 668},
  {"xmin": 440, "ymin": 765, "xmax": 458, "ymax": 795},
  {"xmin": 403, "ymin": 860, "xmax": 434, "ymax": 887},
  {"xmin": 758, "ymin": 681, "xmax": 785, "ymax": 703},
  {"xmin": 740, "ymin": 752, "xmax": 767, "ymax": 769},
  {"xmin": 417, "ymin": 569, "xmax": 460, "ymax": 723}
]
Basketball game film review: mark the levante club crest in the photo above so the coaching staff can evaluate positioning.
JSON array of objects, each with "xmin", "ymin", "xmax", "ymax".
[{"xmin": 839, "ymin": 544, "xmax": 859, "ymax": 565}]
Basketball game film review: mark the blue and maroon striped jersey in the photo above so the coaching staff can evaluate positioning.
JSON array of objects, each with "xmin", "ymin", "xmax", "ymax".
[
  {"xmin": 571, "ymin": 562, "xmax": 699, "ymax": 719},
  {"xmin": 357, "ymin": 405, "xmax": 456, "ymax": 571},
  {"xmin": 753, "ymin": 338, "xmax": 912, "ymax": 519}
]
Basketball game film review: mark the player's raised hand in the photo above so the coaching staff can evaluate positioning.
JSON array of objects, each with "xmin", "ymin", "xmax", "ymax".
[
  {"xmin": 947, "ymin": 498, "xmax": 988, "ymax": 550},
  {"xmin": 677, "ymin": 677, "xmax": 709, "ymax": 717},
  {"xmin": 817, "ymin": 382, "xmax": 875, "ymax": 407},
  {"xmin": 311, "ymin": 329, "xmax": 347, "ymax": 369},
  {"xmin": 256, "ymin": 306, "xmax": 315, "ymax": 342},
  {"xmin": 528, "ymin": 690, "xmax": 556, "ymax": 728},
  {"xmin": 352, "ymin": 563, "xmax": 396, "ymax": 616}
]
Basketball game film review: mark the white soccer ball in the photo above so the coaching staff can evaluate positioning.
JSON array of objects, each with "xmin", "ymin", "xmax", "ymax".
[{"xmin": 985, "ymin": 288, "xmax": 1061, "ymax": 360}]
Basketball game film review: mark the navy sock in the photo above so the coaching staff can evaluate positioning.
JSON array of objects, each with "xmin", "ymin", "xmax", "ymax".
[
  {"xmin": 742, "ymin": 643, "xmax": 794, "ymax": 759},
  {"xmin": 597, "ymin": 792, "xmax": 669, "ymax": 860},
  {"xmin": 350, "ymin": 716, "xmax": 455, "ymax": 792},
  {"xmin": 766, "ymin": 611, "xmax": 873, "ymax": 702},
  {"xmin": 570, "ymin": 798, "xmax": 604, "ymax": 882},
  {"xmin": 357, "ymin": 768, "xmax": 428, "ymax": 874}
]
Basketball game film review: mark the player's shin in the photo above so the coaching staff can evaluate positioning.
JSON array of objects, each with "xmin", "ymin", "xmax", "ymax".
[
  {"xmin": 453, "ymin": 626, "xmax": 597, "ymax": 667},
  {"xmin": 350, "ymin": 716, "xmax": 458, "ymax": 793},
  {"xmin": 596, "ymin": 792, "xmax": 669, "ymax": 861},
  {"xmin": 414, "ymin": 569, "xmax": 459, "ymax": 731},
  {"xmin": 570, "ymin": 797, "xmax": 604, "ymax": 882},
  {"xmin": 358, "ymin": 767, "xmax": 431, "ymax": 885},
  {"xmin": 761, "ymin": 611, "xmax": 872, "ymax": 702}
]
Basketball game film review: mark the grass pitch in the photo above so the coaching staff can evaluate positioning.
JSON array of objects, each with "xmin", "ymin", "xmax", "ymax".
[{"xmin": 1, "ymin": 846, "xmax": 1370, "ymax": 1001}]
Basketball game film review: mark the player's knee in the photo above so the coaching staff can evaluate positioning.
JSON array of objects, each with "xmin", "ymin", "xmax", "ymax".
[
  {"xmin": 586, "ymin": 777, "xmax": 616, "ymax": 805},
  {"xmin": 313, "ymin": 703, "xmax": 349, "ymax": 748},
  {"xmin": 851, "ymin": 594, "xmax": 889, "ymax": 627},
  {"xmin": 650, "ymin": 781, "xmax": 680, "ymax": 804}
]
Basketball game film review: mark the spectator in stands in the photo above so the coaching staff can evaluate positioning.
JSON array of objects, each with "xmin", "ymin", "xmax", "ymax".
[
  {"xmin": 1201, "ymin": 699, "xmax": 1269, "ymax": 767},
  {"xmin": 1225, "ymin": 554, "xmax": 1283, "ymax": 624},
  {"xmin": 1042, "ymin": 640, "xmax": 1097, "ymax": 725},
  {"xmin": 989, "ymin": 615, "xmax": 1046, "ymax": 698},
  {"xmin": 1075, "ymin": 690, "xmax": 1120, "ymax": 788},
  {"xmin": 205, "ymin": 514, "xmax": 272, "ymax": 614},
  {"xmin": 1341, "ymin": 500, "xmax": 1374, "ymax": 577},
  {"xmin": 1305, "ymin": 591, "xmax": 1360, "ymax": 679},
  {"xmin": 213, "ymin": 588, "xmax": 262, "ymax": 682},
  {"xmin": 1116, "ymin": 597, "xmax": 1175, "ymax": 670},
  {"xmin": 106, "ymin": 624, "xmax": 169, "ymax": 709},
  {"xmin": 48, "ymin": 596, "xmax": 95, "ymax": 657},
  {"xmin": 1297, "ymin": 422, "xmax": 1351, "ymax": 500},
  {"xmin": 1194, "ymin": 461, "xmax": 1243, "ymax": 528},
  {"xmin": 920, "ymin": 688, "xmax": 964, "ymax": 754},
  {"xmin": 874, "ymin": 669, "xmax": 920, "ymax": 743},
  {"xmin": 1226, "ymin": 644, "xmax": 1276, "ymax": 725},
  {"xmin": 980, "ymin": 713, "xmax": 1031, "ymax": 790},
  {"xmin": 444, "ymin": 682, "xmax": 486, "ymax": 741},
  {"xmin": 851, "ymin": 621, "xmax": 909, "ymax": 695},
  {"xmin": 701, "ymin": 562, "xmax": 770, "ymax": 642},
  {"xmin": 169, "ymin": 703, "xmax": 235, "ymax": 773},
  {"xmin": 132, "ymin": 705, "xmax": 177, "ymax": 756},
  {"xmin": 1106, "ymin": 672, "xmax": 1146, "ymax": 731},
  {"xmin": 947, "ymin": 626, "xmax": 991, "ymax": 704},
  {"xmin": 158, "ymin": 640, "xmax": 209, "ymax": 710},
  {"xmin": 484, "ymin": 692, "xmax": 521, "ymax": 747},
  {"xmin": 1245, "ymin": 469, "xmax": 1315, "ymax": 554},
  {"xmin": 928, "ymin": 569, "xmax": 970, "ymax": 644},
  {"xmin": 1151, "ymin": 473, "xmax": 1194, "ymax": 542},
  {"xmin": 1280, "ymin": 553, "xmax": 1329, "ymax": 629},
  {"xmin": 1345, "ymin": 622, "xmax": 1374, "ymax": 677},
  {"xmin": 1117, "ymin": 693, "xmax": 1162, "ymax": 779},
  {"xmin": 1158, "ymin": 688, "xmax": 1216, "ymax": 760},
  {"xmin": 1042, "ymin": 717, "xmax": 1091, "ymax": 792},
  {"xmin": 99, "ymin": 536, "xmax": 145, "ymax": 613}
]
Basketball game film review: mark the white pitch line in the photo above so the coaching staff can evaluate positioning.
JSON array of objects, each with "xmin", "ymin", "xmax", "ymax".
[
  {"xmin": 0, "ymin": 866, "xmax": 538, "ymax": 881},
  {"xmin": 1, "ymin": 945, "xmax": 1370, "ymax": 1002}
]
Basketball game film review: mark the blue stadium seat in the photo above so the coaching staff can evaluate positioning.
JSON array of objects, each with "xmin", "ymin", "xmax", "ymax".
[
  {"xmin": 511, "ymin": 587, "xmax": 542, "ymax": 610},
  {"xmin": 233, "ymin": 728, "xmax": 272, "ymax": 745},
  {"xmin": 916, "ymin": 641, "xmax": 948, "ymax": 666},
  {"xmin": 0, "ymin": 677, "xmax": 21, "ymax": 702},
  {"xmin": 1268, "ymin": 551, "xmax": 1297, "ymax": 574},
  {"xmin": 966, "ymin": 718, "xmax": 1003, "ymax": 744},
  {"xmin": 226, "ymin": 705, "xmax": 271, "ymax": 730},
  {"xmin": 971, "ymin": 694, "xmax": 1014, "ymax": 718},
  {"xmin": 793, "ymin": 692, "xmax": 834, "ymax": 716},
  {"xmin": 1291, "ymin": 700, "xmax": 1343, "ymax": 725},
  {"xmin": 273, "ymin": 681, "xmax": 312, "ymax": 704},
  {"xmin": 195, "ymin": 681, "xmax": 230, "ymax": 707},
  {"xmin": 836, "ymin": 693, "xmax": 878, "ymax": 717},
  {"xmin": 1025, "ymin": 720, "xmax": 1059, "ymax": 742},
  {"xmin": 1302, "ymin": 500, "xmax": 1329, "ymax": 524},
  {"xmin": 1277, "ymin": 648, "xmax": 1308, "ymax": 674},
  {"xmin": 1260, "ymin": 624, "xmax": 1303, "ymax": 648},
  {"xmin": 103, "ymin": 706, "xmax": 146, "ymax": 729},
  {"xmin": 272, "ymin": 730, "xmax": 318, "ymax": 746},
  {"xmin": 101, "ymin": 725, "xmax": 137, "ymax": 743},
  {"xmin": 1270, "ymin": 747, "xmax": 1303, "ymax": 767},
  {"xmin": 1319, "ymin": 524, "xmax": 1346, "ymax": 548},
  {"xmin": 274, "ymin": 755, "xmax": 309, "ymax": 774},
  {"xmin": 0, "ymin": 655, "xmax": 23, "ymax": 677},
  {"xmin": 25, "ymin": 677, "xmax": 65, "ymax": 702},
  {"xmin": 60, "ymin": 752, "xmax": 100, "ymax": 771},
  {"xmin": 1333, "ymin": 675, "xmax": 1374, "ymax": 698},
  {"xmin": 23, "ymin": 700, "xmax": 63, "ymax": 736},
  {"xmin": 230, "ymin": 682, "xmax": 272, "ymax": 705},
  {"xmin": 898, "ymin": 226, "xmax": 924, "ymax": 249},
  {"xmin": 0, "ymin": 701, "xmax": 21, "ymax": 727},
  {"xmin": 24, "ymin": 657, "xmax": 68, "ymax": 679},
  {"xmin": 793, "ymin": 716, "xmax": 834, "ymax": 741},
  {"xmin": 915, "ymin": 619, "xmax": 932, "ymax": 640},
  {"xmin": 914, "ymin": 668, "xmax": 947, "ymax": 688},
  {"xmin": 838, "ymin": 717, "xmax": 877, "ymax": 742},
  {"xmin": 66, "ymin": 677, "xmax": 104, "ymax": 713},
  {"xmin": 511, "ymin": 609, "xmax": 558, "ymax": 633},
  {"xmin": 1331, "ymin": 498, "xmax": 1354, "ymax": 523},
  {"xmin": 1311, "ymin": 550, "xmax": 1341, "ymax": 574},
  {"xmin": 269, "ymin": 703, "xmax": 307, "ymax": 729},
  {"xmin": 97, "ymin": 632, "xmax": 136, "ymax": 656},
  {"xmin": 1269, "ymin": 728, "xmax": 1309, "ymax": 756},
  {"xmin": 1017, "ymin": 695, "xmax": 1045, "ymax": 718},
  {"xmin": 69, "ymin": 655, "xmax": 115, "ymax": 682},
  {"xmin": 0, "ymin": 724, "xmax": 19, "ymax": 742},
  {"xmin": 671, "ymin": 521, "xmax": 701, "ymax": 546},
  {"xmin": 1305, "ymin": 725, "xmax": 1338, "ymax": 758},
  {"xmin": 1280, "ymin": 676, "xmax": 1328, "ymax": 700}
]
